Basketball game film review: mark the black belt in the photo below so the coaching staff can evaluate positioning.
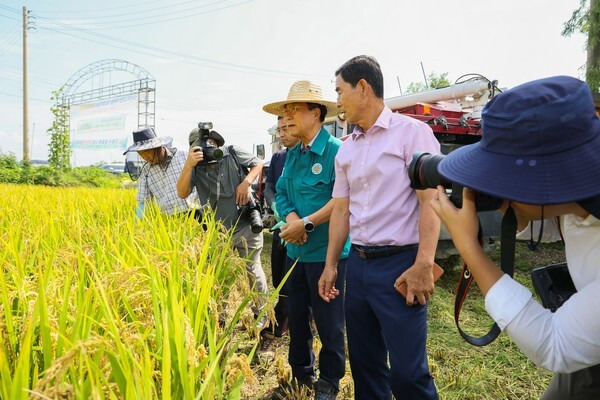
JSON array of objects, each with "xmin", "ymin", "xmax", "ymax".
[{"xmin": 352, "ymin": 244, "xmax": 418, "ymax": 259}]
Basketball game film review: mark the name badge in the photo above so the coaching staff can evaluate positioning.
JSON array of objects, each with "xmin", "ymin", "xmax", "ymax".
[{"xmin": 312, "ymin": 163, "xmax": 323, "ymax": 175}]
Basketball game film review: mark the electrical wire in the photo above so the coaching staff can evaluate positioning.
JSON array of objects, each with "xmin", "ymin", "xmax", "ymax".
[
  {"xmin": 41, "ymin": 0, "xmax": 255, "ymax": 30},
  {"xmin": 3, "ymin": 3, "xmax": 327, "ymax": 79},
  {"xmin": 0, "ymin": 28, "xmax": 20, "ymax": 57},
  {"xmin": 455, "ymin": 73, "xmax": 503, "ymax": 96},
  {"xmin": 48, "ymin": 0, "xmax": 230, "ymax": 21},
  {"xmin": 35, "ymin": 16, "xmax": 328, "ymax": 79},
  {"xmin": 0, "ymin": 24, "xmax": 20, "ymax": 48},
  {"xmin": 0, "ymin": 90, "xmax": 49, "ymax": 102},
  {"xmin": 0, "ymin": 4, "xmax": 20, "ymax": 15},
  {"xmin": 33, "ymin": 0, "xmax": 189, "ymax": 14},
  {"xmin": 0, "ymin": 12, "xmax": 20, "ymax": 22}
]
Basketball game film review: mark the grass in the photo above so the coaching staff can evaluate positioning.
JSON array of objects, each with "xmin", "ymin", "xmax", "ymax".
[
  {"xmin": 0, "ymin": 183, "xmax": 565, "ymax": 399},
  {"xmin": 254, "ymin": 235, "xmax": 564, "ymax": 399}
]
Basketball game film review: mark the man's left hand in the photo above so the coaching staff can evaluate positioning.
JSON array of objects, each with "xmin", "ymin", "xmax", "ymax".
[
  {"xmin": 394, "ymin": 259, "xmax": 435, "ymax": 306},
  {"xmin": 280, "ymin": 218, "xmax": 307, "ymax": 245},
  {"xmin": 235, "ymin": 181, "xmax": 251, "ymax": 205}
]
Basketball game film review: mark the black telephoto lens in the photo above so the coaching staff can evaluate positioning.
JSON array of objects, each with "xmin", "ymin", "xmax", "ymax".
[
  {"xmin": 408, "ymin": 152, "xmax": 452, "ymax": 190},
  {"xmin": 241, "ymin": 198, "xmax": 263, "ymax": 233}
]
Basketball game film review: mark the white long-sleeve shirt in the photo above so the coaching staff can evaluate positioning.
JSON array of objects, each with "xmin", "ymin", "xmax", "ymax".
[{"xmin": 485, "ymin": 213, "xmax": 600, "ymax": 373}]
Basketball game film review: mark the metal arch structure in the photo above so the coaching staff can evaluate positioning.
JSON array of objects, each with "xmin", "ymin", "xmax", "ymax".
[{"xmin": 60, "ymin": 59, "xmax": 156, "ymax": 130}]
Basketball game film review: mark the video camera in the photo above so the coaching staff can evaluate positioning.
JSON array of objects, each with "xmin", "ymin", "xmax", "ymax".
[
  {"xmin": 408, "ymin": 151, "xmax": 503, "ymax": 212},
  {"xmin": 194, "ymin": 122, "xmax": 224, "ymax": 164}
]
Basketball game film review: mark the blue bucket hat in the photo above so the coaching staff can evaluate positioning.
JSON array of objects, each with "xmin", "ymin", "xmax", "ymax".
[{"xmin": 438, "ymin": 76, "xmax": 600, "ymax": 208}]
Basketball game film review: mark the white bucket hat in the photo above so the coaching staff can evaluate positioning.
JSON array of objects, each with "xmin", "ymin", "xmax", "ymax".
[{"xmin": 263, "ymin": 80, "xmax": 340, "ymax": 118}]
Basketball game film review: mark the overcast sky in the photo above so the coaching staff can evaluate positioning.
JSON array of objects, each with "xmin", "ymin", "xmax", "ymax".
[{"xmin": 0, "ymin": 0, "xmax": 587, "ymax": 163}]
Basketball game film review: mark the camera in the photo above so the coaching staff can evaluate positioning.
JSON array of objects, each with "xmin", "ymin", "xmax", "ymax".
[
  {"xmin": 239, "ymin": 197, "xmax": 264, "ymax": 233},
  {"xmin": 408, "ymin": 151, "xmax": 503, "ymax": 212},
  {"xmin": 194, "ymin": 122, "xmax": 224, "ymax": 164}
]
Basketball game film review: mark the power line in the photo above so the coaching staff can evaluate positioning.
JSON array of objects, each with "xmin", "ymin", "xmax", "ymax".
[
  {"xmin": 0, "ymin": 28, "xmax": 20, "ymax": 57},
  {"xmin": 0, "ymin": 4, "xmax": 19, "ymax": 12},
  {"xmin": 0, "ymin": 90, "xmax": 48, "ymax": 103},
  {"xmin": 0, "ymin": 24, "xmax": 20, "ymax": 46},
  {"xmin": 50, "ymin": 0, "xmax": 225, "ymax": 21},
  {"xmin": 35, "ymin": 16, "xmax": 328, "ymax": 79},
  {"xmin": 0, "ymin": 12, "xmax": 20, "ymax": 22},
  {"xmin": 33, "ymin": 0, "xmax": 186, "ymax": 14},
  {"xmin": 41, "ymin": 0, "xmax": 255, "ymax": 30}
]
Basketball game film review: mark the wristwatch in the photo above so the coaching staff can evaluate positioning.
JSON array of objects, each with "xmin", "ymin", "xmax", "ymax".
[{"xmin": 302, "ymin": 216, "xmax": 315, "ymax": 232}]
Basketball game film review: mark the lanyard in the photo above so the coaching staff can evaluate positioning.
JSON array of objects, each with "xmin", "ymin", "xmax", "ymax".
[{"xmin": 454, "ymin": 206, "xmax": 517, "ymax": 346}]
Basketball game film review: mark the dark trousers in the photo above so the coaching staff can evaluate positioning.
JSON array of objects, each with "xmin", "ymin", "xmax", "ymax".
[
  {"xmin": 345, "ymin": 246, "xmax": 438, "ymax": 400},
  {"xmin": 266, "ymin": 231, "xmax": 289, "ymax": 337},
  {"xmin": 541, "ymin": 364, "xmax": 600, "ymax": 399},
  {"xmin": 286, "ymin": 256, "xmax": 347, "ymax": 390}
]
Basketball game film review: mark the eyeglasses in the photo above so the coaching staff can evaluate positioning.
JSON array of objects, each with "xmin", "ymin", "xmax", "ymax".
[{"xmin": 282, "ymin": 104, "xmax": 307, "ymax": 117}]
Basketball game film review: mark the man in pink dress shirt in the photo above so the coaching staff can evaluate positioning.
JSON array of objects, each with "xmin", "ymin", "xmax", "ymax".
[{"xmin": 318, "ymin": 55, "xmax": 441, "ymax": 399}]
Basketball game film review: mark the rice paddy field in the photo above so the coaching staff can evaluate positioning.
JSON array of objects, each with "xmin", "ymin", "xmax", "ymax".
[{"xmin": 0, "ymin": 183, "xmax": 565, "ymax": 399}]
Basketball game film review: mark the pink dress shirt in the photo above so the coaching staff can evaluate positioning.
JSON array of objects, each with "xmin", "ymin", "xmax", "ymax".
[{"xmin": 332, "ymin": 106, "xmax": 440, "ymax": 246}]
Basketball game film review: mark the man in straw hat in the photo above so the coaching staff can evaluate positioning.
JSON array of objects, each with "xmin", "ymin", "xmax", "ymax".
[
  {"xmin": 123, "ymin": 127, "xmax": 198, "ymax": 218},
  {"xmin": 318, "ymin": 55, "xmax": 440, "ymax": 399},
  {"xmin": 263, "ymin": 80, "xmax": 351, "ymax": 399},
  {"xmin": 430, "ymin": 76, "xmax": 600, "ymax": 399}
]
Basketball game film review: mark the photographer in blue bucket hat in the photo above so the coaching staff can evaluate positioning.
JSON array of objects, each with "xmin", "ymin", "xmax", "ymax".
[{"xmin": 430, "ymin": 76, "xmax": 600, "ymax": 399}]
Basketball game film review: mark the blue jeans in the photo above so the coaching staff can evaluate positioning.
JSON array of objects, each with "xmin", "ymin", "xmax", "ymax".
[
  {"xmin": 285, "ymin": 257, "xmax": 347, "ymax": 390},
  {"xmin": 345, "ymin": 246, "xmax": 438, "ymax": 400}
]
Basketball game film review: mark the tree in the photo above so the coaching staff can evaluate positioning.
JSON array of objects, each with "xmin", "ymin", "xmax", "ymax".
[
  {"xmin": 563, "ymin": 0, "xmax": 600, "ymax": 92},
  {"xmin": 406, "ymin": 72, "xmax": 451, "ymax": 94},
  {"xmin": 47, "ymin": 88, "xmax": 71, "ymax": 170}
]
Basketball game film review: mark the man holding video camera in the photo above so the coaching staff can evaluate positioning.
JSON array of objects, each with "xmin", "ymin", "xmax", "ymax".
[
  {"xmin": 429, "ymin": 76, "xmax": 600, "ymax": 399},
  {"xmin": 318, "ymin": 55, "xmax": 440, "ymax": 400},
  {"xmin": 176, "ymin": 124, "xmax": 268, "ymax": 325}
]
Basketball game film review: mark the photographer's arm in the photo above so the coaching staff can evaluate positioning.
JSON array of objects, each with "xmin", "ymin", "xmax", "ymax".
[
  {"xmin": 177, "ymin": 146, "xmax": 203, "ymax": 199},
  {"xmin": 235, "ymin": 161, "xmax": 262, "ymax": 205},
  {"xmin": 429, "ymin": 186, "xmax": 503, "ymax": 295},
  {"xmin": 395, "ymin": 188, "xmax": 441, "ymax": 305},
  {"xmin": 432, "ymin": 186, "xmax": 600, "ymax": 372}
]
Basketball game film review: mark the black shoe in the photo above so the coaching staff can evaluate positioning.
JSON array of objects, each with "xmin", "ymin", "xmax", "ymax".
[{"xmin": 314, "ymin": 379, "xmax": 338, "ymax": 400}]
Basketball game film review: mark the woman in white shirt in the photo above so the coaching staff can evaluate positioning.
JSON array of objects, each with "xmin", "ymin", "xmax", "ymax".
[{"xmin": 430, "ymin": 75, "xmax": 600, "ymax": 400}]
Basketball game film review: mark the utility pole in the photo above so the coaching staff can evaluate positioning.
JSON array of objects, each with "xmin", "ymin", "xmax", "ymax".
[{"xmin": 23, "ymin": 6, "xmax": 29, "ymax": 162}]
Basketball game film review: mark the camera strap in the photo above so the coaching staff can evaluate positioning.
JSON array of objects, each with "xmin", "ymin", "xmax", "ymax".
[{"xmin": 454, "ymin": 206, "xmax": 517, "ymax": 346}]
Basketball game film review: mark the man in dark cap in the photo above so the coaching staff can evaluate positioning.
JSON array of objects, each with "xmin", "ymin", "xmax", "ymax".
[
  {"xmin": 123, "ymin": 127, "xmax": 198, "ymax": 218},
  {"xmin": 177, "ymin": 126, "xmax": 268, "ymax": 327}
]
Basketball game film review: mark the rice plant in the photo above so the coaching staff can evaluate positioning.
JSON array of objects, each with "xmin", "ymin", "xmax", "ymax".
[{"xmin": 0, "ymin": 184, "xmax": 265, "ymax": 399}]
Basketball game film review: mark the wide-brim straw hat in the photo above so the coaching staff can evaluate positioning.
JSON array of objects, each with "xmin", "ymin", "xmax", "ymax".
[
  {"xmin": 438, "ymin": 76, "xmax": 600, "ymax": 206},
  {"xmin": 263, "ymin": 80, "xmax": 340, "ymax": 118},
  {"xmin": 123, "ymin": 127, "xmax": 173, "ymax": 155}
]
